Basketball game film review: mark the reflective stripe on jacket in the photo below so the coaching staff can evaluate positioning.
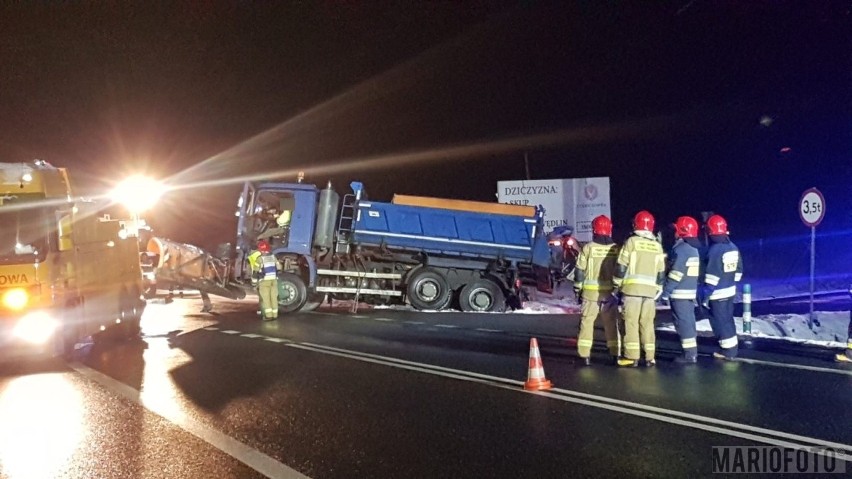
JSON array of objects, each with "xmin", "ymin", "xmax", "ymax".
[
  {"xmin": 614, "ymin": 230, "xmax": 666, "ymax": 298},
  {"xmin": 704, "ymin": 240, "xmax": 742, "ymax": 300},
  {"xmin": 663, "ymin": 239, "xmax": 700, "ymax": 300},
  {"xmin": 575, "ymin": 241, "xmax": 619, "ymax": 302},
  {"xmin": 259, "ymin": 253, "xmax": 279, "ymax": 280}
]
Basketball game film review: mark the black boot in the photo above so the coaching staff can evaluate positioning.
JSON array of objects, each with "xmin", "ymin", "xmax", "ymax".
[
  {"xmin": 579, "ymin": 357, "xmax": 591, "ymax": 366},
  {"xmin": 674, "ymin": 348, "xmax": 698, "ymax": 364}
]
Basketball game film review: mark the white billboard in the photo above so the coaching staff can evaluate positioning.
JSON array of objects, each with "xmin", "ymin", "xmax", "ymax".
[{"xmin": 497, "ymin": 177, "xmax": 611, "ymax": 242}]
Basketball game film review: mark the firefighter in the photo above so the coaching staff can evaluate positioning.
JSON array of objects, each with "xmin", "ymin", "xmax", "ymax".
[
  {"xmin": 700, "ymin": 214, "xmax": 742, "ymax": 360},
  {"xmin": 662, "ymin": 216, "xmax": 702, "ymax": 364},
  {"xmin": 574, "ymin": 215, "xmax": 621, "ymax": 365},
  {"xmin": 248, "ymin": 240, "xmax": 280, "ymax": 320},
  {"xmin": 613, "ymin": 211, "xmax": 666, "ymax": 367}
]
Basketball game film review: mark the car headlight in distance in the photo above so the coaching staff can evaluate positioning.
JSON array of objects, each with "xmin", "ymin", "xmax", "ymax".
[
  {"xmin": 2, "ymin": 288, "xmax": 28, "ymax": 311},
  {"xmin": 12, "ymin": 312, "xmax": 58, "ymax": 345}
]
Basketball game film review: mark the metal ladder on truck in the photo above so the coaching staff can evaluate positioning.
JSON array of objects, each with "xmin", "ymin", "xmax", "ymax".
[{"xmin": 336, "ymin": 193, "xmax": 357, "ymax": 255}]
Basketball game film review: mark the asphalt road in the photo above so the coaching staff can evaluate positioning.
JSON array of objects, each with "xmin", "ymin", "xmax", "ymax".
[{"xmin": 1, "ymin": 294, "xmax": 851, "ymax": 478}]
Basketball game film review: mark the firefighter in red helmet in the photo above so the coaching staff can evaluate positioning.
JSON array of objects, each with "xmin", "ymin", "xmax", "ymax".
[
  {"xmin": 701, "ymin": 214, "xmax": 742, "ymax": 360},
  {"xmin": 248, "ymin": 239, "xmax": 281, "ymax": 320},
  {"xmin": 663, "ymin": 216, "xmax": 702, "ymax": 363},
  {"xmin": 573, "ymin": 215, "xmax": 621, "ymax": 365},
  {"xmin": 613, "ymin": 211, "xmax": 666, "ymax": 367}
]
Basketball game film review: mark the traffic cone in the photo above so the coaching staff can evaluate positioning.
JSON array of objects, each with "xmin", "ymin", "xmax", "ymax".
[{"xmin": 524, "ymin": 338, "xmax": 553, "ymax": 391}]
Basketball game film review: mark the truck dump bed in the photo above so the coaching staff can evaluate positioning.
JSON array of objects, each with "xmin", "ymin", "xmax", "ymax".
[{"xmin": 352, "ymin": 199, "xmax": 548, "ymax": 266}]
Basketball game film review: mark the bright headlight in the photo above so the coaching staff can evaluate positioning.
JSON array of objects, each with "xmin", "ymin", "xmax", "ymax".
[
  {"xmin": 2, "ymin": 288, "xmax": 28, "ymax": 311},
  {"xmin": 12, "ymin": 312, "xmax": 58, "ymax": 345}
]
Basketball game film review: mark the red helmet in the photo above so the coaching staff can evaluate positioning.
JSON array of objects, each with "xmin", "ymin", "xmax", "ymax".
[
  {"xmin": 633, "ymin": 210, "xmax": 655, "ymax": 232},
  {"xmin": 592, "ymin": 215, "xmax": 613, "ymax": 236},
  {"xmin": 257, "ymin": 239, "xmax": 271, "ymax": 253},
  {"xmin": 706, "ymin": 214, "xmax": 728, "ymax": 235},
  {"xmin": 674, "ymin": 216, "xmax": 699, "ymax": 238}
]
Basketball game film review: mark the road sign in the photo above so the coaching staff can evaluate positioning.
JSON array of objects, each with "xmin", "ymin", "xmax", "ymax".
[
  {"xmin": 799, "ymin": 188, "xmax": 825, "ymax": 227},
  {"xmin": 799, "ymin": 188, "xmax": 825, "ymax": 330}
]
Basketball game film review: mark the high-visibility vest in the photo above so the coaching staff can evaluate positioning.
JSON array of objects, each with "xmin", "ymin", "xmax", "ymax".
[
  {"xmin": 615, "ymin": 231, "xmax": 666, "ymax": 298},
  {"xmin": 259, "ymin": 253, "xmax": 278, "ymax": 280}
]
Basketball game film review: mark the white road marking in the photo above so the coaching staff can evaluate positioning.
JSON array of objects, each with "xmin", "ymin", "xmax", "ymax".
[
  {"xmin": 404, "ymin": 320, "xmax": 424, "ymax": 325},
  {"xmin": 290, "ymin": 341, "xmax": 852, "ymax": 458},
  {"xmin": 204, "ymin": 327, "xmax": 220, "ymax": 331},
  {"xmin": 372, "ymin": 317, "xmax": 394, "ymax": 322},
  {"xmin": 241, "ymin": 333, "xmax": 264, "ymax": 339},
  {"xmin": 434, "ymin": 324, "xmax": 458, "ymax": 329},
  {"xmin": 733, "ymin": 357, "xmax": 852, "ymax": 376},
  {"xmin": 221, "ymin": 330, "xmax": 242, "ymax": 335},
  {"xmin": 70, "ymin": 363, "xmax": 310, "ymax": 479},
  {"xmin": 475, "ymin": 328, "xmax": 504, "ymax": 333},
  {"xmin": 263, "ymin": 337, "xmax": 292, "ymax": 343}
]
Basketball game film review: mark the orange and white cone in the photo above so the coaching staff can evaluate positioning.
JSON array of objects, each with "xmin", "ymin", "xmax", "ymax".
[{"xmin": 524, "ymin": 337, "xmax": 553, "ymax": 391}]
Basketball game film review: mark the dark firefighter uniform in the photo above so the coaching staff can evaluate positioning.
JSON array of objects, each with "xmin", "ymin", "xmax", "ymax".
[
  {"xmin": 663, "ymin": 236, "xmax": 701, "ymax": 363},
  {"xmin": 614, "ymin": 211, "xmax": 666, "ymax": 367},
  {"xmin": 701, "ymin": 215, "xmax": 742, "ymax": 360},
  {"xmin": 574, "ymin": 233, "xmax": 621, "ymax": 363}
]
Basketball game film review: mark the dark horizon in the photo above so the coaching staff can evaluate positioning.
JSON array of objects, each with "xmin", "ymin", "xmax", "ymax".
[{"xmin": 2, "ymin": 2, "xmax": 850, "ymax": 249}]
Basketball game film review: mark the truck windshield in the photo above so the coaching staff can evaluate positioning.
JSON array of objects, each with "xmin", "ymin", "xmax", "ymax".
[{"xmin": 0, "ymin": 201, "xmax": 50, "ymax": 265}]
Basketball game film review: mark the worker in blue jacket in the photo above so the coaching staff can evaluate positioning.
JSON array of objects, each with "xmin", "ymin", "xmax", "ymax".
[
  {"xmin": 700, "ymin": 214, "xmax": 742, "ymax": 360},
  {"xmin": 662, "ymin": 216, "xmax": 702, "ymax": 364}
]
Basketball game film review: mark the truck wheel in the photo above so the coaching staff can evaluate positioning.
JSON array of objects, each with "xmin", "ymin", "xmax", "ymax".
[
  {"xmin": 301, "ymin": 293, "xmax": 327, "ymax": 312},
  {"xmin": 278, "ymin": 273, "xmax": 308, "ymax": 313},
  {"xmin": 407, "ymin": 268, "xmax": 452, "ymax": 311},
  {"xmin": 459, "ymin": 279, "xmax": 506, "ymax": 313}
]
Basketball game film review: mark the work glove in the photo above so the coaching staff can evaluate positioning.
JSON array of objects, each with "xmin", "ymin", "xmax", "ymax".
[{"xmin": 698, "ymin": 285, "xmax": 711, "ymax": 309}]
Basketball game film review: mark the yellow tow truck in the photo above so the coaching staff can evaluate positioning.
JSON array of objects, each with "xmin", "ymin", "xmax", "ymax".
[{"xmin": 0, "ymin": 160, "xmax": 145, "ymax": 359}]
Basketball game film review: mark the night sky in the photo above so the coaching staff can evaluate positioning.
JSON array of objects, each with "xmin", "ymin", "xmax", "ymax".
[{"xmin": 2, "ymin": 2, "xmax": 850, "ymax": 250}]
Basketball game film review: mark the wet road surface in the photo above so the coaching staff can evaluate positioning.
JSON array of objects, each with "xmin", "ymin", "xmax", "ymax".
[{"xmin": 1, "ymin": 294, "xmax": 850, "ymax": 478}]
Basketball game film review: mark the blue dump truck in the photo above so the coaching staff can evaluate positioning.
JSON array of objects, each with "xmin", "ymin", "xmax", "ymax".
[{"xmin": 233, "ymin": 180, "xmax": 551, "ymax": 313}]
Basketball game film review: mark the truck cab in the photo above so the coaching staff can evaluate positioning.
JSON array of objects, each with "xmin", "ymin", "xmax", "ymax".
[
  {"xmin": 234, "ymin": 181, "xmax": 321, "ymax": 280},
  {"xmin": 0, "ymin": 161, "xmax": 144, "ymax": 360}
]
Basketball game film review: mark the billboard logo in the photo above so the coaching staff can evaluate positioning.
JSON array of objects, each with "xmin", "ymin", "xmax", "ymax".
[{"xmin": 584, "ymin": 184, "xmax": 598, "ymax": 201}]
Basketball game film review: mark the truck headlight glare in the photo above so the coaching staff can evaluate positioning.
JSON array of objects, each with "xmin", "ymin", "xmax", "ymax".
[
  {"xmin": 2, "ymin": 288, "xmax": 29, "ymax": 311},
  {"xmin": 13, "ymin": 312, "xmax": 58, "ymax": 345}
]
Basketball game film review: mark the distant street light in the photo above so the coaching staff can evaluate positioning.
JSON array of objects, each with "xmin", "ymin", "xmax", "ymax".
[
  {"xmin": 111, "ymin": 175, "xmax": 165, "ymax": 214},
  {"xmin": 110, "ymin": 175, "xmax": 165, "ymax": 237}
]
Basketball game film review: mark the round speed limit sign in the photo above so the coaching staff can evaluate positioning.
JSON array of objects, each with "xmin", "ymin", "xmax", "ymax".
[{"xmin": 799, "ymin": 187, "xmax": 825, "ymax": 227}]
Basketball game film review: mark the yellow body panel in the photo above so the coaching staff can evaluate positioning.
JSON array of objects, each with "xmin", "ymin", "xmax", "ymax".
[{"xmin": 0, "ymin": 162, "xmax": 143, "ymax": 358}]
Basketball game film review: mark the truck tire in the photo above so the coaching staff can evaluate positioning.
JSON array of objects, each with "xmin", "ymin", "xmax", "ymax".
[
  {"xmin": 459, "ymin": 279, "xmax": 506, "ymax": 313},
  {"xmin": 407, "ymin": 268, "xmax": 452, "ymax": 311},
  {"xmin": 278, "ymin": 272, "xmax": 308, "ymax": 313},
  {"xmin": 301, "ymin": 293, "xmax": 327, "ymax": 312}
]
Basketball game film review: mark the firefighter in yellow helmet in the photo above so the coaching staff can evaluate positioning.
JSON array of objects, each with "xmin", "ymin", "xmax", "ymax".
[
  {"xmin": 248, "ymin": 239, "xmax": 280, "ymax": 320},
  {"xmin": 613, "ymin": 211, "xmax": 666, "ymax": 367},
  {"xmin": 574, "ymin": 215, "xmax": 621, "ymax": 365}
]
